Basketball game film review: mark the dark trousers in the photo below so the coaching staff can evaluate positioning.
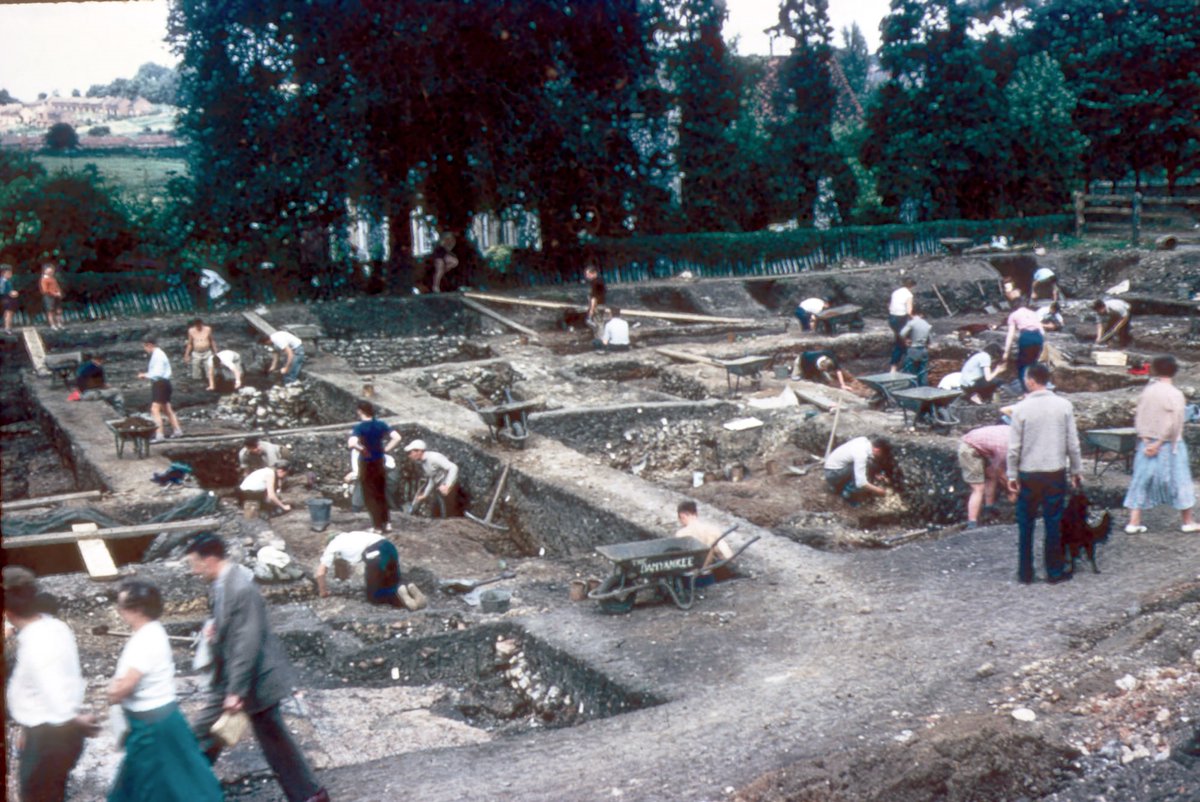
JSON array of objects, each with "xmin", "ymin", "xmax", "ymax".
[
  {"xmin": 19, "ymin": 721, "xmax": 86, "ymax": 802},
  {"xmin": 1016, "ymin": 470, "xmax": 1068, "ymax": 583},
  {"xmin": 364, "ymin": 539, "xmax": 403, "ymax": 605},
  {"xmin": 360, "ymin": 458, "xmax": 389, "ymax": 530},
  {"xmin": 194, "ymin": 695, "xmax": 321, "ymax": 802},
  {"xmin": 888, "ymin": 314, "xmax": 909, "ymax": 367},
  {"xmin": 1016, "ymin": 329, "xmax": 1044, "ymax": 392},
  {"xmin": 963, "ymin": 377, "xmax": 1001, "ymax": 403},
  {"xmin": 795, "ymin": 307, "xmax": 814, "ymax": 331},
  {"xmin": 902, "ymin": 345, "xmax": 929, "ymax": 386}
]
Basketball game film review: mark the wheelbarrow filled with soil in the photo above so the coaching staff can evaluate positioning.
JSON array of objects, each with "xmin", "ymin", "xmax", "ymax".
[{"xmin": 587, "ymin": 526, "xmax": 757, "ymax": 614}]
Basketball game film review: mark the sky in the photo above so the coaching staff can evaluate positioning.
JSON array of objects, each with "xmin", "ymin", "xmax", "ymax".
[{"xmin": 0, "ymin": 0, "xmax": 891, "ymax": 103}]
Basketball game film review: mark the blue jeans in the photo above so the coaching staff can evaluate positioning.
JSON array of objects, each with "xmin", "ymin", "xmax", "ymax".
[
  {"xmin": 902, "ymin": 346, "xmax": 929, "ymax": 386},
  {"xmin": 888, "ymin": 314, "xmax": 909, "ymax": 367},
  {"xmin": 1015, "ymin": 330, "xmax": 1043, "ymax": 391},
  {"xmin": 1015, "ymin": 470, "xmax": 1067, "ymax": 583},
  {"xmin": 795, "ymin": 307, "xmax": 814, "ymax": 331},
  {"xmin": 283, "ymin": 346, "xmax": 305, "ymax": 385}
]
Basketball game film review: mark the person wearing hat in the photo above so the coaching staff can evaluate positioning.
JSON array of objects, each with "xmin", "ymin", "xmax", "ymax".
[
  {"xmin": 405, "ymin": 439, "xmax": 462, "ymax": 518},
  {"xmin": 239, "ymin": 462, "xmax": 291, "ymax": 518},
  {"xmin": 4, "ymin": 566, "xmax": 99, "ymax": 802},
  {"xmin": 314, "ymin": 530, "xmax": 426, "ymax": 610}
]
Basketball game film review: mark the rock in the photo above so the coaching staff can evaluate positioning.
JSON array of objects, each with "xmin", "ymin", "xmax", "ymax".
[
  {"xmin": 1115, "ymin": 674, "xmax": 1138, "ymax": 692},
  {"xmin": 1011, "ymin": 708, "xmax": 1037, "ymax": 722},
  {"xmin": 975, "ymin": 662, "xmax": 997, "ymax": 679}
]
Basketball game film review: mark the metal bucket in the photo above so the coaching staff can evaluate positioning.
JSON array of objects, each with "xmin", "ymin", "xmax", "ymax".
[{"xmin": 307, "ymin": 498, "xmax": 333, "ymax": 532}]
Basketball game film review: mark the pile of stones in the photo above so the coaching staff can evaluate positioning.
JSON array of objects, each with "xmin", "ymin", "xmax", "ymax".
[{"xmin": 213, "ymin": 383, "xmax": 321, "ymax": 429}]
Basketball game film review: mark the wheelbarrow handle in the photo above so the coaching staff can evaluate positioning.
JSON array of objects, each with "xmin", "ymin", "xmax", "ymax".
[
  {"xmin": 702, "ymin": 534, "xmax": 760, "ymax": 575},
  {"xmin": 701, "ymin": 525, "xmax": 739, "ymax": 562}
]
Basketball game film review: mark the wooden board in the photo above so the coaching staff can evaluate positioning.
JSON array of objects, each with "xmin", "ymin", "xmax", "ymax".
[
  {"xmin": 462, "ymin": 292, "xmax": 755, "ymax": 325},
  {"xmin": 3, "ymin": 516, "xmax": 222, "ymax": 549},
  {"xmin": 242, "ymin": 310, "xmax": 277, "ymax": 337},
  {"xmin": 22, "ymin": 327, "xmax": 49, "ymax": 375},
  {"xmin": 655, "ymin": 347, "xmax": 721, "ymax": 367},
  {"xmin": 459, "ymin": 297, "xmax": 541, "ymax": 340},
  {"xmin": 2, "ymin": 489, "xmax": 103, "ymax": 512},
  {"xmin": 72, "ymin": 523, "xmax": 119, "ymax": 580}
]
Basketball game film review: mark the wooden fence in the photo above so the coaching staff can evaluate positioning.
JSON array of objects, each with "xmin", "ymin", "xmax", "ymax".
[{"xmin": 1073, "ymin": 189, "xmax": 1200, "ymax": 244}]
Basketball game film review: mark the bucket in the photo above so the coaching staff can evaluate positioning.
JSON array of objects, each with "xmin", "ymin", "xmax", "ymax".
[
  {"xmin": 773, "ymin": 365, "xmax": 790, "ymax": 379},
  {"xmin": 569, "ymin": 579, "xmax": 588, "ymax": 602},
  {"xmin": 480, "ymin": 589, "xmax": 511, "ymax": 614},
  {"xmin": 307, "ymin": 498, "xmax": 333, "ymax": 532}
]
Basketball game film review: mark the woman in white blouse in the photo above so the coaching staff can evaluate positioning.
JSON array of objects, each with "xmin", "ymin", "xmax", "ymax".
[{"xmin": 106, "ymin": 579, "xmax": 223, "ymax": 802}]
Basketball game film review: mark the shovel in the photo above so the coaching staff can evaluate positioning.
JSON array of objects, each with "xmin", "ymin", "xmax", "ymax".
[
  {"xmin": 92, "ymin": 623, "xmax": 194, "ymax": 644},
  {"xmin": 438, "ymin": 570, "xmax": 516, "ymax": 594}
]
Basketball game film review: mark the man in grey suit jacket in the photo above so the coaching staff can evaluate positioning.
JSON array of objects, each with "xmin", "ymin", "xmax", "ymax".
[{"xmin": 186, "ymin": 533, "xmax": 329, "ymax": 802}]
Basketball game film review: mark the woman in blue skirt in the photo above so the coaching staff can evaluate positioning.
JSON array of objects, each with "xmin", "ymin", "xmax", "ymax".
[
  {"xmin": 107, "ymin": 579, "xmax": 223, "ymax": 802},
  {"xmin": 1123, "ymin": 355, "xmax": 1198, "ymax": 534}
]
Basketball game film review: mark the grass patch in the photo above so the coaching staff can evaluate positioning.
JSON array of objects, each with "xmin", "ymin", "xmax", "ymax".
[{"xmin": 34, "ymin": 152, "xmax": 188, "ymax": 197}]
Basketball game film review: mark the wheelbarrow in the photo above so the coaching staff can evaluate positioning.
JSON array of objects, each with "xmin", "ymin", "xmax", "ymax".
[
  {"xmin": 857, "ymin": 372, "xmax": 917, "ymax": 410},
  {"xmin": 587, "ymin": 526, "xmax": 758, "ymax": 614},
  {"xmin": 469, "ymin": 388, "xmax": 541, "ymax": 449},
  {"xmin": 106, "ymin": 417, "xmax": 158, "ymax": 459},
  {"xmin": 814, "ymin": 304, "xmax": 864, "ymax": 335},
  {"xmin": 892, "ymin": 386, "xmax": 962, "ymax": 428},
  {"xmin": 717, "ymin": 355, "xmax": 771, "ymax": 397},
  {"xmin": 1084, "ymin": 427, "xmax": 1138, "ymax": 476}
]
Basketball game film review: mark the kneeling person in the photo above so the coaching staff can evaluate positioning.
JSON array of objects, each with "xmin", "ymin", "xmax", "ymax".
[
  {"xmin": 315, "ymin": 530, "xmax": 406, "ymax": 607},
  {"xmin": 824, "ymin": 436, "xmax": 895, "ymax": 503}
]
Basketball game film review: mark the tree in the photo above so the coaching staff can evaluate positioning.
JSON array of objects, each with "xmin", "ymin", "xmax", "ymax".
[
  {"xmin": 45, "ymin": 122, "xmax": 79, "ymax": 151},
  {"xmin": 1003, "ymin": 53, "xmax": 1088, "ymax": 213},
  {"xmin": 862, "ymin": 0, "xmax": 1011, "ymax": 220},
  {"xmin": 1023, "ymin": 0, "xmax": 1200, "ymax": 191},
  {"xmin": 769, "ymin": 0, "xmax": 839, "ymax": 225},
  {"xmin": 0, "ymin": 89, "xmax": 18, "ymax": 105},
  {"xmin": 833, "ymin": 23, "xmax": 870, "ymax": 122},
  {"xmin": 88, "ymin": 126, "xmax": 112, "ymax": 137}
]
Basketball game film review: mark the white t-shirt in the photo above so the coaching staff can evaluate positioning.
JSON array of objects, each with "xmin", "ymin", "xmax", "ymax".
[
  {"xmin": 320, "ymin": 531, "xmax": 385, "ymax": 568},
  {"xmin": 1103, "ymin": 298, "xmax": 1130, "ymax": 317},
  {"xmin": 888, "ymin": 287, "xmax": 913, "ymax": 316},
  {"xmin": 114, "ymin": 621, "xmax": 176, "ymax": 712},
  {"xmin": 7, "ymin": 616, "xmax": 85, "ymax": 727},
  {"xmin": 146, "ymin": 347, "xmax": 172, "ymax": 380},
  {"xmin": 799, "ymin": 298, "xmax": 827, "ymax": 315},
  {"xmin": 825, "ymin": 436, "xmax": 874, "ymax": 488},
  {"xmin": 960, "ymin": 352, "xmax": 992, "ymax": 386},
  {"xmin": 270, "ymin": 330, "xmax": 302, "ymax": 351},
  {"xmin": 1033, "ymin": 267, "xmax": 1055, "ymax": 283},
  {"xmin": 240, "ymin": 467, "xmax": 275, "ymax": 493},
  {"xmin": 602, "ymin": 317, "xmax": 630, "ymax": 346}
]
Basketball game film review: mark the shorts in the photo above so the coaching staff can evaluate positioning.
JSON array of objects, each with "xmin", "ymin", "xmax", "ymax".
[
  {"xmin": 151, "ymin": 379, "xmax": 173, "ymax": 405},
  {"xmin": 190, "ymin": 349, "xmax": 214, "ymax": 379},
  {"xmin": 2, "ymin": 296, "xmax": 18, "ymax": 312},
  {"xmin": 43, "ymin": 295, "xmax": 60, "ymax": 313},
  {"xmin": 957, "ymin": 441, "xmax": 986, "ymax": 485}
]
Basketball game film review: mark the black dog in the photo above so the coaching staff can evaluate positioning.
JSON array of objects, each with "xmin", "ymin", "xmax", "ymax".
[{"xmin": 1060, "ymin": 491, "xmax": 1112, "ymax": 573}]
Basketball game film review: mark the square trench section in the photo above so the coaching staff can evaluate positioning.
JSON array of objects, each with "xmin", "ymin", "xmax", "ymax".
[{"xmin": 210, "ymin": 617, "xmax": 663, "ymax": 793}]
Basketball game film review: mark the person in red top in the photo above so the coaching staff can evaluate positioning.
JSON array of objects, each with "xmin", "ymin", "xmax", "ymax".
[
  {"xmin": 957, "ymin": 424, "xmax": 1012, "ymax": 528},
  {"xmin": 39, "ymin": 263, "xmax": 64, "ymax": 330}
]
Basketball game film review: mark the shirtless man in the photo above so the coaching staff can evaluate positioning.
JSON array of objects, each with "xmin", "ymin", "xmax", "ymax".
[
  {"xmin": 183, "ymin": 318, "xmax": 218, "ymax": 391},
  {"xmin": 675, "ymin": 500, "xmax": 732, "ymax": 576}
]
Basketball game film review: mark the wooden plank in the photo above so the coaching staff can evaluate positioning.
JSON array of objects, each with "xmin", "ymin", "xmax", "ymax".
[
  {"xmin": 3, "ymin": 517, "xmax": 222, "ymax": 549},
  {"xmin": 22, "ymin": 327, "xmax": 49, "ymax": 375},
  {"xmin": 2, "ymin": 489, "xmax": 103, "ymax": 512},
  {"xmin": 162, "ymin": 419, "xmax": 363, "ymax": 446},
  {"xmin": 459, "ymin": 297, "xmax": 542, "ymax": 340},
  {"xmin": 462, "ymin": 291, "xmax": 756, "ymax": 325},
  {"xmin": 242, "ymin": 311, "xmax": 277, "ymax": 337},
  {"xmin": 72, "ymin": 523, "xmax": 120, "ymax": 581},
  {"xmin": 655, "ymin": 347, "xmax": 722, "ymax": 367}
]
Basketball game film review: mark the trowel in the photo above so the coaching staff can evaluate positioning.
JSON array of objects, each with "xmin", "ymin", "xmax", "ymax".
[{"xmin": 438, "ymin": 569, "xmax": 516, "ymax": 594}]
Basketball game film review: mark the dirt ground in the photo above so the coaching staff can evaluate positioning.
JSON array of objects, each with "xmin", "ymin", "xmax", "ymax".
[{"xmin": 2, "ymin": 244, "xmax": 1199, "ymax": 802}]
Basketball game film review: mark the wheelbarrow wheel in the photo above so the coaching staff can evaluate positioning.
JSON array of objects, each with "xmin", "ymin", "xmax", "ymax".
[{"xmin": 597, "ymin": 573, "xmax": 635, "ymax": 615}]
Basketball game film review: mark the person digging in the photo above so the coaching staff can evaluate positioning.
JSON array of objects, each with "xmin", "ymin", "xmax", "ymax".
[{"xmin": 313, "ymin": 530, "xmax": 425, "ymax": 610}]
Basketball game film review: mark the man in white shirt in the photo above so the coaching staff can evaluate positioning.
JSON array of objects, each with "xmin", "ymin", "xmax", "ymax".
[
  {"xmin": 1093, "ymin": 297, "xmax": 1133, "ymax": 347},
  {"xmin": 314, "ymin": 530, "xmax": 424, "ymax": 609},
  {"xmin": 960, "ymin": 343, "xmax": 1006, "ymax": 403},
  {"xmin": 216, "ymin": 349, "xmax": 244, "ymax": 390},
  {"xmin": 600, "ymin": 308, "xmax": 631, "ymax": 351},
  {"xmin": 138, "ymin": 335, "xmax": 183, "ymax": 442},
  {"xmin": 3, "ymin": 566, "xmax": 97, "ymax": 802},
  {"xmin": 794, "ymin": 297, "xmax": 829, "ymax": 332},
  {"xmin": 265, "ymin": 329, "xmax": 305, "ymax": 385},
  {"xmin": 1031, "ymin": 267, "xmax": 1060, "ymax": 302},
  {"xmin": 240, "ymin": 463, "xmax": 292, "ymax": 517},
  {"xmin": 887, "ymin": 278, "xmax": 916, "ymax": 372},
  {"xmin": 405, "ymin": 439, "xmax": 463, "ymax": 517},
  {"xmin": 824, "ymin": 436, "xmax": 896, "ymax": 504}
]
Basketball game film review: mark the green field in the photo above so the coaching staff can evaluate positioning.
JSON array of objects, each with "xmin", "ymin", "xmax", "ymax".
[{"xmin": 34, "ymin": 152, "xmax": 189, "ymax": 198}]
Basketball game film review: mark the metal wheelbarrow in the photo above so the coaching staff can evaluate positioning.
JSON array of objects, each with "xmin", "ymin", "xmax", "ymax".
[
  {"xmin": 892, "ymin": 386, "xmax": 962, "ymax": 428},
  {"xmin": 469, "ymin": 388, "xmax": 541, "ymax": 449},
  {"xmin": 1084, "ymin": 427, "xmax": 1138, "ymax": 476},
  {"xmin": 106, "ymin": 417, "xmax": 158, "ymax": 459},
  {"xmin": 857, "ymin": 372, "xmax": 917, "ymax": 410},
  {"xmin": 718, "ymin": 356, "xmax": 771, "ymax": 397},
  {"xmin": 587, "ymin": 526, "xmax": 758, "ymax": 614}
]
